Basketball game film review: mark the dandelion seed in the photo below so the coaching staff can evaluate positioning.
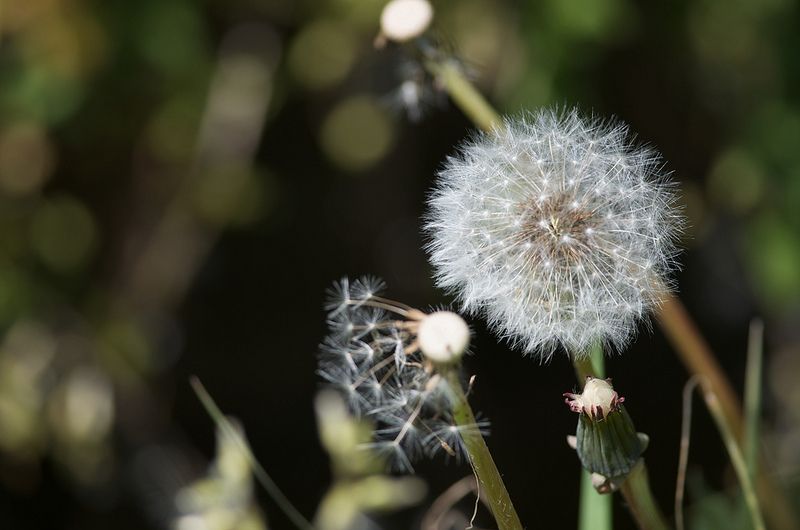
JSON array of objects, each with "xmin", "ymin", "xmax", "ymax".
[
  {"xmin": 425, "ymin": 107, "xmax": 683, "ymax": 359},
  {"xmin": 317, "ymin": 277, "xmax": 481, "ymax": 471}
]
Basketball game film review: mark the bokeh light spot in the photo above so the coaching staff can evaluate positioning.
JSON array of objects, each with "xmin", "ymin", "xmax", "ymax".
[
  {"xmin": 29, "ymin": 195, "xmax": 98, "ymax": 274},
  {"xmin": 0, "ymin": 122, "xmax": 56, "ymax": 197},
  {"xmin": 287, "ymin": 20, "xmax": 360, "ymax": 91},
  {"xmin": 319, "ymin": 95, "xmax": 394, "ymax": 172},
  {"xmin": 746, "ymin": 213, "xmax": 800, "ymax": 309},
  {"xmin": 706, "ymin": 147, "xmax": 765, "ymax": 213}
]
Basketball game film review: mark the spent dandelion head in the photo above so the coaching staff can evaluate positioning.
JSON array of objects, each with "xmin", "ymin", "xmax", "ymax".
[
  {"xmin": 378, "ymin": 0, "xmax": 434, "ymax": 44},
  {"xmin": 424, "ymin": 107, "xmax": 683, "ymax": 360},
  {"xmin": 317, "ymin": 277, "xmax": 483, "ymax": 472}
]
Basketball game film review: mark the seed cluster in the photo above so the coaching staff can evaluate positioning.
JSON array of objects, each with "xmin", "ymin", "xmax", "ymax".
[
  {"xmin": 317, "ymin": 277, "xmax": 485, "ymax": 471},
  {"xmin": 425, "ymin": 107, "xmax": 682, "ymax": 359}
]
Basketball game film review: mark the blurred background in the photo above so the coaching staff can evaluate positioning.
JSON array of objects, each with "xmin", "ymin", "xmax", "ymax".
[{"xmin": 0, "ymin": 0, "xmax": 799, "ymax": 528}]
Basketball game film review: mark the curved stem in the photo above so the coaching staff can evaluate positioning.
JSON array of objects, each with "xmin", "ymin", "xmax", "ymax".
[
  {"xmin": 656, "ymin": 290, "xmax": 797, "ymax": 530},
  {"xmin": 656, "ymin": 291, "xmax": 742, "ymax": 437}
]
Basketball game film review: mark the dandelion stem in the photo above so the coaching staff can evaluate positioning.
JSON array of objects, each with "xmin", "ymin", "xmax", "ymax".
[
  {"xmin": 620, "ymin": 459, "xmax": 670, "ymax": 530},
  {"xmin": 656, "ymin": 290, "xmax": 742, "ymax": 437},
  {"xmin": 573, "ymin": 348, "xmax": 671, "ymax": 530},
  {"xmin": 443, "ymin": 367, "xmax": 523, "ymax": 530},
  {"xmin": 572, "ymin": 344, "xmax": 612, "ymax": 530},
  {"xmin": 571, "ymin": 351, "xmax": 602, "ymax": 382},
  {"xmin": 423, "ymin": 58, "xmax": 502, "ymax": 134}
]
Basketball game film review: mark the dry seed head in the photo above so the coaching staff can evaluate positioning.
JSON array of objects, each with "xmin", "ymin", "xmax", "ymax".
[
  {"xmin": 425, "ymin": 107, "xmax": 683, "ymax": 359},
  {"xmin": 318, "ymin": 277, "xmax": 479, "ymax": 472}
]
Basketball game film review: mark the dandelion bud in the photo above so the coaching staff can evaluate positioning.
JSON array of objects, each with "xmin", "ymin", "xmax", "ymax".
[
  {"xmin": 564, "ymin": 377, "xmax": 649, "ymax": 485},
  {"xmin": 425, "ymin": 107, "xmax": 683, "ymax": 359},
  {"xmin": 417, "ymin": 311, "xmax": 470, "ymax": 363},
  {"xmin": 379, "ymin": 0, "xmax": 434, "ymax": 43},
  {"xmin": 565, "ymin": 376, "xmax": 622, "ymax": 421}
]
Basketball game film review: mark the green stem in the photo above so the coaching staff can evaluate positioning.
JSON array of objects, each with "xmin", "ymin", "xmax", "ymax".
[
  {"xmin": 573, "ymin": 349, "xmax": 671, "ymax": 530},
  {"xmin": 573, "ymin": 346, "xmax": 612, "ymax": 530},
  {"xmin": 579, "ymin": 468, "xmax": 612, "ymax": 530},
  {"xmin": 571, "ymin": 351, "xmax": 603, "ymax": 383},
  {"xmin": 620, "ymin": 459, "xmax": 670, "ymax": 530},
  {"xmin": 743, "ymin": 319, "xmax": 763, "ymax": 487},
  {"xmin": 443, "ymin": 368, "xmax": 523, "ymax": 530},
  {"xmin": 696, "ymin": 378, "xmax": 766, "ymax": 530},
  {"xmin": 657, "ymin": 289, "xmax": 796, "ymax": 530},
  {"xmin": 190, "ymin": 376, "xmax": 316, "ymax": 530},
  {"xmin": 423, "ymin": 58, "xmax": 502, "ymax": 134}
]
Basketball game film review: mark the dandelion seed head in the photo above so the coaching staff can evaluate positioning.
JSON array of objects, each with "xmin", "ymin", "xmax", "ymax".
[
  {"xmin": 425, "ymin": 107, "xmax": 683, "ymax": 359},
  {"xmin": 318, "ymin": 277, "xmax": 485, "ymax": 472}
]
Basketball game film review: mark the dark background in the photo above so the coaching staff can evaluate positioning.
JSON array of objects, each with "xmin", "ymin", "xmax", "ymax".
[{"xmin": 0, "ymin": 0, "xmax": 798, "ymax": 528}]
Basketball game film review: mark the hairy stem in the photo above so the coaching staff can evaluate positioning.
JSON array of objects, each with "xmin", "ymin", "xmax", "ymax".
[{"xmin": 444, "ymin": 368, "xmax": 523, "ymax": 530}]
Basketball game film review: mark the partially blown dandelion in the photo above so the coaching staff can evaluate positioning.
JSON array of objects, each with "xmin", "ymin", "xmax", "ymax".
[
  {"xmin": 425, "ymin": 107, "xmax": 682, "ymax": 359},
  {"xmin": 317, "ymin": 277, "xmax": 485, "ymax": 472}
]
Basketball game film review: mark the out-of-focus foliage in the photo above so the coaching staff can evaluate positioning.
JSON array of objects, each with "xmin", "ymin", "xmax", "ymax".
[
  {"xmin": 173, "ymin": 419, "xmax": 268, "ymax": 530},
  {"xmin": 0, "ymin": 0, "xmax": 280, "ymax": 524},
  {"xmin": 0, "ymin": 0, "xmax": 798, "ymax": 528},
  {"xmin": 313, "ymin": 391, "xmax": 427, "ymax": 530}
]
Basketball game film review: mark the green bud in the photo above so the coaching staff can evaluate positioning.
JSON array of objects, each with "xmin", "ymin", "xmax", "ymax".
[{"xmin": 565, "ymin": 377, "xmax": 649, "ymax": 487}]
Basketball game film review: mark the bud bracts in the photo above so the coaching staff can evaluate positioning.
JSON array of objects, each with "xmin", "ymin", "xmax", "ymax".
[{"xmin": 565, "ymin": 377, "xmax": 648, "ymax": 481}]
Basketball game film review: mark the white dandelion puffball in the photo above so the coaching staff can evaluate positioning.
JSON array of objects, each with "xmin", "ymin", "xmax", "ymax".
[
  {"xmin": 380, "ymin": 0, "xmax": 433, "ymax": 43},
  {"xmin": 425, "ymin": 107, "xmax": 682, "ymax": 359},
  {"xmin": 417, "ymin": 311, "xmax": 471, "ymax": 363}
]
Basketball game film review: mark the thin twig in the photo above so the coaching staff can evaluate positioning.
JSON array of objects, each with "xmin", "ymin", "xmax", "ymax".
[
  {"xmin": 190, "ymin": 376, "xmax": 316, "ymax": 530},
  {"xmin": 675, "ymin": 376, "xmax": 697, "ymax": 530},
  {"xmin": 657, "ymin": 290, "xmax": 797, "ymax": 530},
  {"xmin": 744, "ymin": 319, "xmax": 764, "ymax": 486},
  {"xmin": 680, "ymin": 376, "xmax": 766, "ymax": 530},
  {"xmin": 421, "ymin": 474, "xmax": 489, "ymax": 530}
]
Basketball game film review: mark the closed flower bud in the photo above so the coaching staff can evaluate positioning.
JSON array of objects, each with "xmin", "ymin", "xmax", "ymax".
[{"xmin": 564, "ymin": 377, "xmax": 649, "ymax": 486}]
